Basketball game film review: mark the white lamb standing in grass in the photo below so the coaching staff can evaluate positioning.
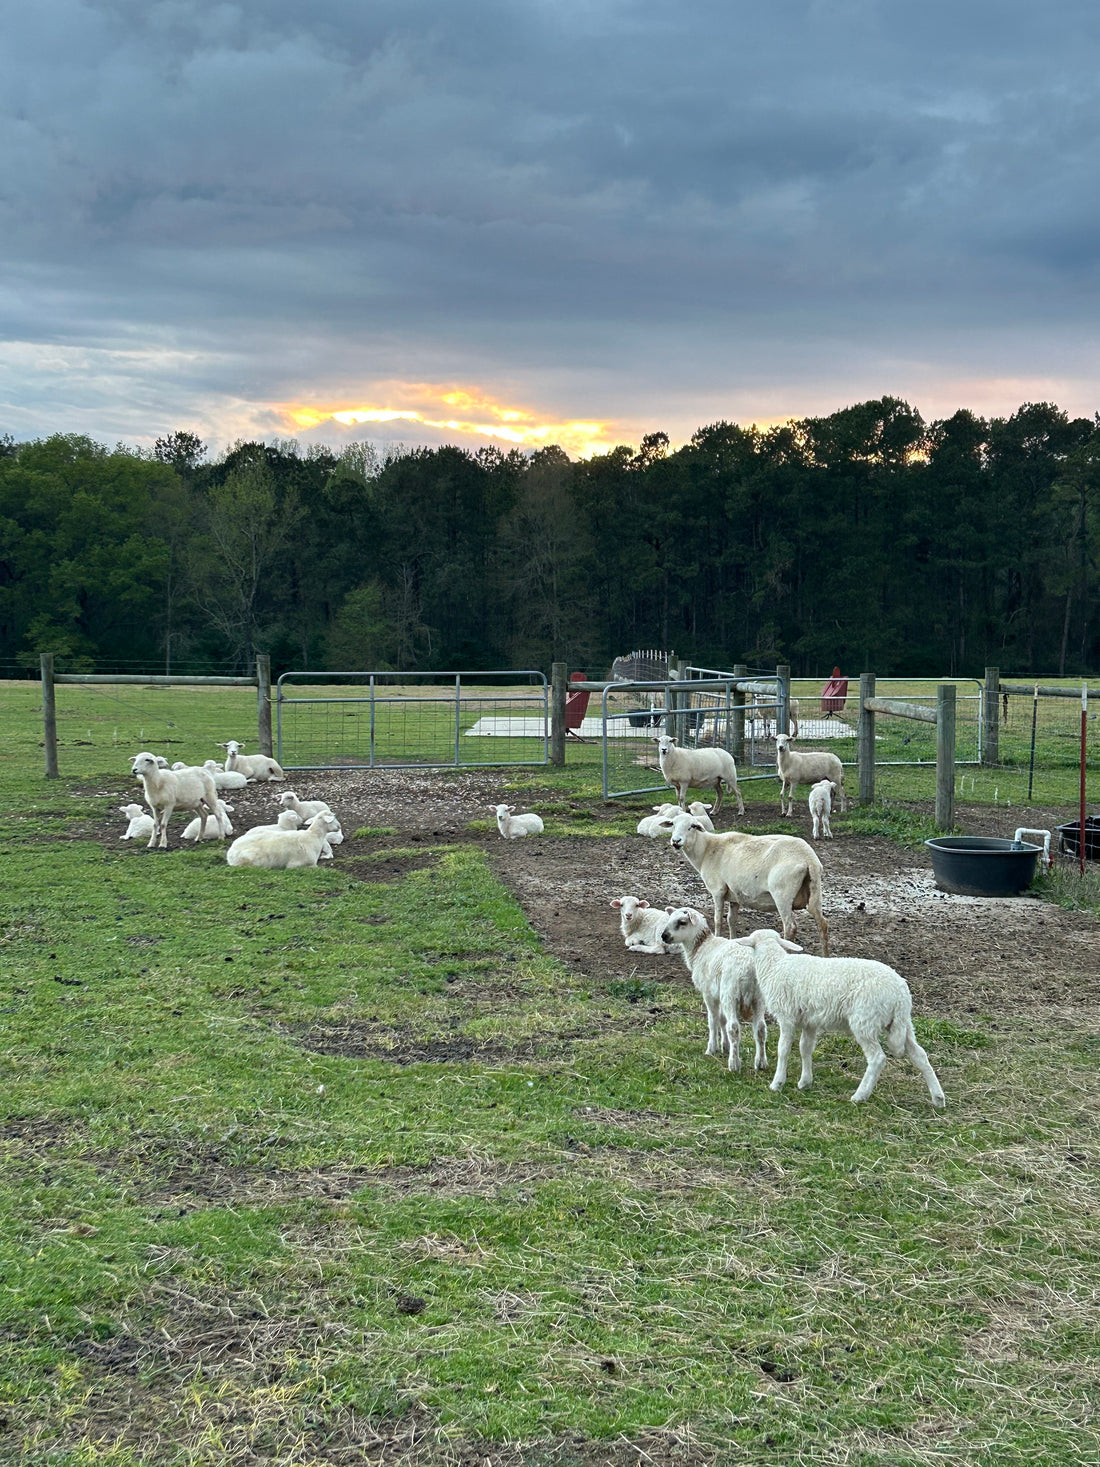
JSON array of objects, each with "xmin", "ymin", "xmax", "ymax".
[
  {"xmin": 225, "ymin": 811, "xmax": 340, "ymax": 869},
  {"xmin": 808, "ymin": 779, "xmax": 837, "ymax": 840},
  {"xmin": 660, "ymin": 906, "xmax": 768, "ymax": 1072},
  {"xmin": 130, "ymin": 751, "xmax": 220, "ymax": 849},
  {"xmin": 119, "ymin": 803, "xmax": 155, "ymax": 841},
  {"xmin": 636, "ymin": 801, "xmax": 715, "ymax": 837},
  {"xmin": 181, "ymin": 800, "xmax": 234, "ymax": 841},
  {"xmin": 609, "ymin": 896, "xmax": 679, "ymax": 955},
  {"xmin": 491, "ymin": 804, "xmax": 544, "ymax": 838},
  {"xmin": 735, "ymin": 928, "xmax": 945, "ymax": 1106}
]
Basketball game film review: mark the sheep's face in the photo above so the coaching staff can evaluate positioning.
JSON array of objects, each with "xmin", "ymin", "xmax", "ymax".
[
  {"xmin": 610, "ymin": 896, "xmax": 647, "ymax": 918},
  {"xmin": 775, "ymin": 734, "xmax": 791, "ymax": 755},
  {"xmin": 655, "ymin": 736, "xmax": 675, "ymax": 757},
  {"xmin": 668, "ymin": 813, "xmax": 703, "ymax": 849},
  {"xmin": 131, "ymin": 752, "xmax": 158, "ymax": 777},
  {"xmin": 660, "ymin": 907, "xmax": 706, "ymax": 946}
]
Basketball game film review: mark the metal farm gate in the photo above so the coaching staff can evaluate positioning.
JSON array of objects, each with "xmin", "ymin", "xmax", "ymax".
[{"xmin": 275, "ymin": 671, "xmax": 549, "ymax": 770}]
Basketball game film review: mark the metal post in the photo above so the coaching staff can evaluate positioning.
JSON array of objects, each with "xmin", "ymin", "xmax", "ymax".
[
  {"xmin": 731, "ymin": 664, "xmax": 747, "ymax": 761},
  {"xmin": 777, "ymin": 664, "xmax": 791, "ymax": 737},
  {"xmin": 1027, "ymin": 684, "xmax": 1039, "ymax": 802},
  {"xmin": 1080, "ymin": 685, "xmax": 1088, "ymax": 877},
  {"xmin": 550, "ymin": 661, "xmax": 566, "ymax": 766},
  {"xmin": 41, "ymin": 653, "xmax": 58, "ymax": 779},
  {"xmin": 255, "ymin": 654, "xmax": 273, "ymax": 757},
  {"xmin": 936, "ymin": 683, "xmax": 956, "ymax": 831},
  {"xmin": 858, "ymin": 672, "xmax": 875, "ymax": 805},
  {"xmin": 454, "ymin": 673, "xmax": 462, "ymax": 766},
  {"xmin": 983, "ymin": 665, "xmax": 999, "ymax": 767},
  {"xmin": 670, "ymin": 657, "xmax": 687, "ymax": 744}
]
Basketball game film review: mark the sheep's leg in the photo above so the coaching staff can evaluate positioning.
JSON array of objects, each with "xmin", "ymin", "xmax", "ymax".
[
  {"xmin": 156, "ymin": 801, "xmax": 174, "ymax": 849},
  {"xmin": 811, "ymin": 812, "xmax": 821, "ymax": 839},
  {"xmin": 903, "ymin": 1029, "xmax": 946, "ymax": 1107},
  {"xmin": 849, "ymin": 1035, "xmax": 888, "ymax": 1102},
  {"xmin": 676, "ymin": 780, "xmax": 688, "ymax": 809},
  {"xmin": 725, "ymin": 1015, "xmax": 742, "ymax": 1072},
  {"xmin": 729, "ymin": 778, "xmax": 745, "ymax": 817},
  {"xmin": 704, "ymin": 994, "xmax": 723, "ymax": 1055},
  {"xmin": 822, "ymin": 812, "xmax": 832, "ymax": 839},
  {"xmin": 146, "ymin": 812, "xmax": 159, "ymax": 849},
  {"xmin": 710, "ymin": 780, "xmax": 724, "ymax": 816},
  {"xmin": 838, "ymin": 780, "xmax": 848, "ymax": 813},
  {"xmin": 796, "ymin": 1025, "xmax": 819, "ymax": 1090},
  {"xmin": 752, "ymin": 1009, "xmax": 769, "ymax": 1070},
  {"xmin": 769, "ymin": 1020, "xmax": 796, "ymax": 1091}
]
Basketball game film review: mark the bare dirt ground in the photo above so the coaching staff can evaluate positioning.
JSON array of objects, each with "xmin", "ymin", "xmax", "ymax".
[{"xmin": 194, "ymin": 769, "xmax": 1100, "ymax": 1028}]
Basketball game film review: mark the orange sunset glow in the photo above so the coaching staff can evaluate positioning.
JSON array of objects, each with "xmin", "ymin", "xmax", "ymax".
[{"xmin": 279, "ymin": 384, "xmax": 620, "ymax": 458}]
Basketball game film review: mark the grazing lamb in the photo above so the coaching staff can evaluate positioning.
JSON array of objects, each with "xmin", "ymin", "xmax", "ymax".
[
  {"xmin": 181, "ymin": 800, "xmax": 234, "ymax": 841},
  {"xmin": 667, "ymin": 811, "xmax": 828, "ymax": 954},
  {"xmin": 660, "ymin": 906, "xmax": 768, "ymax": 1072},
  {"xmin": 735, "ymin": 928, "xmax": 945, "ymax": 1106},
  {"xmin": 278, "ymin": 790, "xmax": 334, "ymax": 823},
  {"xmin": 609, "ymin": 896, "xmax": 679, "ymax": 955},
  {"xmin": 202, "ymin": 759, "xmax": 248, "ymax": 791},
  {"xmin": 119, "ymin": 803, "xmax": 155, "ymax": 841},
  {"xmin": 774, "ymin": 734, "xmax": 847, "ymax": 818},
  {"xmin": 808, "ymin": 779, "xmax": 837, "ymax": 840},
  {"xmin": 226, "ymin": 811, "xmax": 340, "ymax": 869},
  {"xmin": 217, "ymin": 739, "xmax": 286, "ymax": 782},
  {"xmin": 655, "ymin": 734, "xmax": 744, "ymax": 816},
  {"xmin": 130, "ymin": 752, "xmax": 220, "ymax": 850},
  {"xmin": 491, "ymin": 804, "xmax": 544, "ymax": 838},
  {"xmin": 636, "ymin": 802, "xmax": 715, "ymax": 838}
]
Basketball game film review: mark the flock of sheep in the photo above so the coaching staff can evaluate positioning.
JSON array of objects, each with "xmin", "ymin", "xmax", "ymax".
[{"xmin": 117, "ymin": 727, "xmax": 945, "ymax": 1108}]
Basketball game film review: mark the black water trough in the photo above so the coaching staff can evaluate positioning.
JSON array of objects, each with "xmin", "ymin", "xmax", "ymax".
[
  {"xmin": 925, "ymin": 836, "xmax": 1043, "ymax": 897},
  {"xmin": 1056, "ymin": 816, "xmax": 1100, "ymax": 861}
]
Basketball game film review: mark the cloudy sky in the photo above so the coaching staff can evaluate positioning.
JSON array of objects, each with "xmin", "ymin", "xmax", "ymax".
[{"xmin": 3, "ymin": 0, "xmax": 1100, "ymax": 457}]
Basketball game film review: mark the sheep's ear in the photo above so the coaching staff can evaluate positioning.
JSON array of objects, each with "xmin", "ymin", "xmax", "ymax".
[
  {"xmin": 665, "ymin": 905, "xmax": 677, "ymax": 914},
  {"xmin": 637, "ymin": 899, "xmax": 649, "ymax": 909},
  {"xmin": 778, "ymin": 938, "xmax": 803, "ymax": 953},
  {"xmin": 691, "ymin": 820, "xmax": 705, "ymax": 831},
  {"xmin": 610, "ymin": 899, "xmax": 623, "ymax": 909}
]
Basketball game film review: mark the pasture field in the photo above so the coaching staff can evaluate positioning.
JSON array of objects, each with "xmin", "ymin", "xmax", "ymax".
[{"xmin": 1, "ymin": 683, "xmax": 1099, "ymax": 1465}]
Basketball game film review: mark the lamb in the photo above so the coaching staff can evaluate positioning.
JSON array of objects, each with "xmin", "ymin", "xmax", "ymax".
[
  {"xmin": 217, "ymin": 739, "xmax": 286, "ymax": 782},
  {"xmin": 667, "ymin": 810, "xmax": 828, "ymax": 954},
  {"xmin": 202, "ymin": 759, "xmax": 248, "ymax": 791},
  {"xmin": 808, "ymin": 779, "xmax": 837, "ymax": 840},
  {"xmin": 181, "ymin": 800, "xmax": 234, "ymax": 841},
  {"xmin": 226, "ymin": 811, "xmax": 340, "ymax": 869},
  {"xmin": 278, "ymin": 790, "xmax": 334, "ymax": 823},
  {"xmin": 609, "ymin": 896, "xmax": 679, "ymax": 955},
  {"xmin": 774, "ymin": 734, "xmax": 847, "ymax": 818},
  {"xmin": 119, "ymin": 803, "xmax": 155, "ymax": 841},
  {"xmin": 232, "ymin": 810, "xmax": 338, "ymax": 859},
  {"xmin": 735, "ymin": 928, "xmax": 945, "ymax": 1106},
  {"xmin": 655, "ymin": 734, "xmax": 744, "ymax": 816},
  {"xmin": 660, "ymin": 906, "xmax": 768, "ymax": 1072},
  {"xmin": 491, "ymin": 804, "xmax": 544, "ymax": 838},
  {"xmin": 130, "ymin": 752, "xmax": 221, "ymax": 849},
  {"xmin": 636, "ymin": 802, "xmax": 715, "ymax": 837}
]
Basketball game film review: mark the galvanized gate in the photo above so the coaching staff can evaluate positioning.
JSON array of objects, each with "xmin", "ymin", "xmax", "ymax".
[{"xmin": 275, "ymin": 670, "xmax": 549, "ymax": 770}]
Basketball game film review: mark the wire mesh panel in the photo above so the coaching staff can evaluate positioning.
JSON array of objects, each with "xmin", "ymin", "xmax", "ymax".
[
  {"xmin": 50, "ymin": 682, "xmax": 261, "ymax": 770},
  {"xmin": 868, "ymin": 679, "xmax": 982, "ymax": 767},
  {"xmin": 276, "ymin": 671, "xmax": 549, "ymax": 770}
]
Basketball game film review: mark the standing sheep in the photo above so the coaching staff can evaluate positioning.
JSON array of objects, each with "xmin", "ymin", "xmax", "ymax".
[
  {"xmin": 655, "ymin": 735, "xmax": 745, "ymax": 816},
  {"xmin": 808, "ymin": 780, "xmax": 837, "ymax": 840},
  {"xmin": 660, "ymin": 906, "xmax": 768, "ymax": 1072},
  {"xmin": 774, "ymin": 734, "xmax": 846, "ymax": 818},
  {"xmin": 131, "ymin": 753, "xmax": 220, "ymax": 850}
]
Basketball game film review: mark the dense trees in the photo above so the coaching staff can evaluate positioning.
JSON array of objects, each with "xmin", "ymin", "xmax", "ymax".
[{"xmin": 1, "ymin": 399, "xmax": 1098, "ymax": 676}]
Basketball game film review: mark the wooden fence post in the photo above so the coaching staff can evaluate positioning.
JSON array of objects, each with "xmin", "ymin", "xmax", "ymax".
[
  {"xmin": 550, "ymin": 662, "xmax": 566, "ymax": 766},
  {"xmin": 983, "ymin": 665, "xmax": 999, "ymax": 767},
  {"xmin": 41, "ymin": 653, "xmax": 58, "ymax": 779},
  {"xmin": 858, "ymin": 672, "xmax": 875, "ymax": 805},
  {"xmin": 732, "ymin": 663, "xmax": 747, "ymax": 761},
  {"xmin": 936, "ymin": 683, "xmax": 956, "ymax": 830},
  {"xmin": 256, "ymin": 654, "xmax": 273, "ymax": 757},
  {"xmin": 777, "ymin": 664, "xmax": 791, "ymax": 737}
]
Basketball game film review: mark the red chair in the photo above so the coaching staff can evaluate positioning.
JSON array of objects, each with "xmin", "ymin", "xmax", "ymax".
[
  {"xmin": 821, "ymin": 667, "xmax": 848, "ymax": 714},
  {"xmin": 565, "ymin": 672, "xmax": 592, "ymax": 741}
]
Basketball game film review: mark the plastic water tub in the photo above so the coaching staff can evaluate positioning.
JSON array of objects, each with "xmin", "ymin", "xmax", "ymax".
[{"xmin": 924, "ymin": 836, "xmax": 1043, "ymax": 897}]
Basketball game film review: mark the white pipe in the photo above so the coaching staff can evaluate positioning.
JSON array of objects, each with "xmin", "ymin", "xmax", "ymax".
[{"xmin": 1013, "ymin": 827, "xmax": 1052, "ymax": 867}]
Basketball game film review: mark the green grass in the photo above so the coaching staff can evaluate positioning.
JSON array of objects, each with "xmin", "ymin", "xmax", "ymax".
[
  {"xmin": 1, "ymin": 681, "xmax": 1099, "ymax": 1462},
  {"xmin": 1032, "ymin": 862, "xmax": 1100, "ymax": 917}
]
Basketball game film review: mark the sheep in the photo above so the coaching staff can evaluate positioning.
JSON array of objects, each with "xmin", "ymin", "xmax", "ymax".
[
  {"xmin": 735, "ymin": 928, "xmax": 945, "ymax": 1106},
  {"xmin": 231, "ymin": 809, "xmax": 338, "ymax": 860},
  {"xmin": 667, "ymin": 810, "xmax": 828, "ymax": 954},
  {"xmin": 490, "ymin": 804, "xmax": 544, "ymax": 838},
  {"xmin": 278, "ymin": 790, "xmax": 334, "ymax": 823},
  {"xmin": 119, "ymin": 803, "xmax": 155, "ymax": 841},
  {"xmin": 654, "ymin": 734, "xmax": 744, "ymax": 816},
  {"xmin": 609, "ymin": 896, "xmax": 679, "ymax": 955},
  {"xmin": 636, "ymin": 801, "xmax": 715, "ymax": 837},
  {"xmin": 130, "ymin": 752, "xmax": 221, "ymax": 850},
  {"xmin": 181, "ymin": 800, "xmax": 234, "ymax": 842},
  {"xmin": 774, "ymin": 733, "xmax": 847, "ymax": 818},
  {"xmin": 660, "ymin": 906, "xmax": 768, "ymax": 1072},
  {"xmin": 808, "ymin": 779, "xmax": 837, "ymax": 840},
  {"xmin": 217, "ymin": 739, "xmax": 286, "ymax": 782},
  {"xmin": 202, "ymin": 759, "xmax": 249, "ymax": 791},
  {"xmin": 226, "ymin": 811, "xmax": 340, "ymax": 869}
]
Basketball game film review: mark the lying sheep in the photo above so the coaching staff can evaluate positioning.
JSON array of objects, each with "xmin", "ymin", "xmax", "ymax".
[
  {"xmin": 226, "ymin": 811, "xmax": 340, "ymax": 869},
  {"xmin": 131, "ymin": 752, "xmax": 220, "ymax": 849},
  {"xmin": 655, "ymin": 734, "xmax": 744, "ymax": 816},
  {"xmin": 203, "ymin": 759, "xmax": 248, "ymax": 791},
  {"xmin": 667, "ymin": 810, "xmax": 828, "ymax": 954},
  {"xmin": 233, "ymin": 809, "xmax": 338, "ymax": 860},
  {"xmin": 119, "ymin": 803, "xmax": 155, "ymax": 841},
  {"xmin": 661, "ymin": 906, "xmax": 768, "ymax": 1071},
  {"xmin": 735, "ymin": 928, "xmax": 945, "ymax": 1105},
  {"xmin": 609, "ymin": 896, "xmax": 678, "ymax": 954},
  {"xmin": 278, "ymin": 791, "xmax": 333, "ymax": 822},
  {"xmin": 774, "ymin": 734, "xmax": 847, "ymax": 818},
  {"xmin": 218, "ymin": 739, "xmax": 286, "ymax": 782},
  {"xmin": 636, "ymin": 801, "xmax": 714, "ymax": 837},
  {"xmin": 181, "ymin": 800, "xmax": 234, "ymax": 841},
  {"xmin": 491, "ymin": 804, "xmax": 544, "ymax": 838},
  {"xmin": 808, "ymin": 779, "xmax": 837, "ymax": 840}
]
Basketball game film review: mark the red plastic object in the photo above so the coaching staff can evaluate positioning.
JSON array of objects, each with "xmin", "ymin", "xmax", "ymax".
[
  {"xmin": 821, "ymin": 667, "xmax": 848, "ymax": 714},
  {"xmin": 565, "ymin": 671, "xmax": 591, "ymax": 737}
]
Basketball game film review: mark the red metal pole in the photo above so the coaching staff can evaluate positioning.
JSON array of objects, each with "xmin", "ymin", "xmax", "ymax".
[{"xmin": 1082, "ymin": 685, "xmax": 1089, "ymax": 877}]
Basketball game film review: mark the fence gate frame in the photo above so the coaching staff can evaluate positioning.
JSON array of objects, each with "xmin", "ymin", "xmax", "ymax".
[{"xmin": 857, "ymin": 673, "xmax": 957, "ymax": 829}]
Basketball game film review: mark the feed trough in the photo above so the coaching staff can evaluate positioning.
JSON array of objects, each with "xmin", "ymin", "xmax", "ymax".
[
  {"xmin": 925, "ymin": 836, "xmax": 1043, "ymax": 897},
  {"xmin": 1055, "ymin": 816, "xmax": 1100, "ymax": 861}
]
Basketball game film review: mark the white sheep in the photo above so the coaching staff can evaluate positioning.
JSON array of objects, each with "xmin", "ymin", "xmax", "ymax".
[
  {"xmin": 660, "ymin": 906, "xmax": 768, "ymax": 1072},
  {"xmin": 226, "ymin": 811, "xmax": 340, "ymax": 869},
  {"xmin": 217, "ymin": 739, "xmax": 286, "ymax": 782},
  {"xmin": 655, "ymin": 734, "xmax": 744, "ymax": 816},
  {"xmin": 808, "ymin": 779, "xmax": 837, "ymax": 840},
  {"xmin": 202, "ymin": 759, "xmax": 249, "ymax": 791},
  {"xmin": 130, "ymin": 752, "xmax": 221, "ymax": 850},
  {"xmin": 735, "ymin": 928, "xmax": 945, "ymax": 1106},
  {"xmin": 232, "ymin": 809, "xmax": 338, "ymax": 859},
  {"xmin": 636, "ymin": 802, "xmax": 715, "ymax": 837},
  {"xmin": 774, "ymin": 734, "xmax": 847, "ymax": 818},
  {"xmin": 490, "ymin": 804, "xmax": 544, "ymax": 838},
  {"xmin": 119, "ymin": 803, "xmax": 155, "ymax": 841},
  {"xmin": 278, "ymin": 790, "xmax": 334, "ymax": 822},
  {"xmin": 609, "ymin": 896, "xmax": 678, "ymax": 954},
  {"xmin": 667, "ymin": 810, "xmax": 829, "ymax": 954},
  {"xmin": 181, "ymin": 800, "xmax": 234, "ymax": 841}
]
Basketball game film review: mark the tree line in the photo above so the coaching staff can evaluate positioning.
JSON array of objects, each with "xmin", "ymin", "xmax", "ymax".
[{"xmin": 1, "ymin": 395, "xmax": 1097, "ymax": 678}]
